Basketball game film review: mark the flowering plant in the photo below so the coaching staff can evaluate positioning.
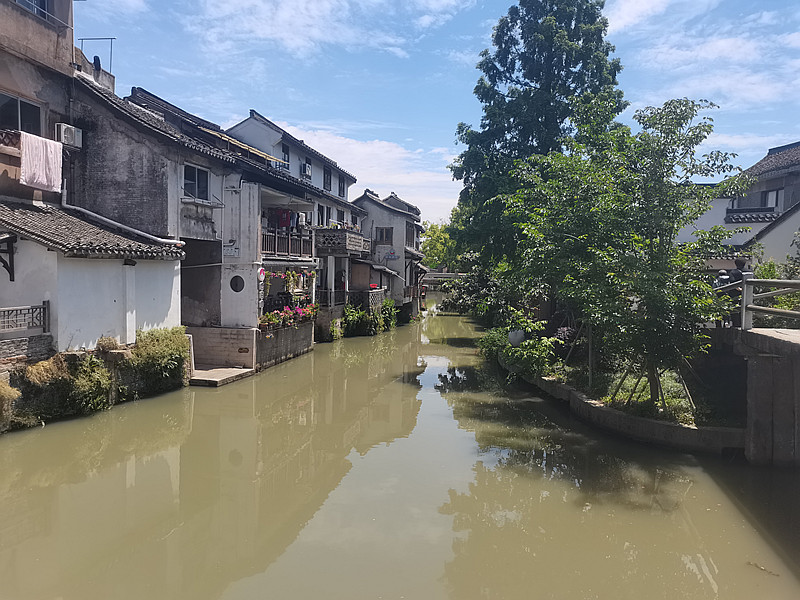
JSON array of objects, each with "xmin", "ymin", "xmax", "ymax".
[{"xmin": 259, "ymin": 303, "xmax": 319, "ymax": 328}]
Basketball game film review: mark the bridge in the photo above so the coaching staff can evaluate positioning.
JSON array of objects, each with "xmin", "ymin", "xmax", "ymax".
[
  {"xmin": 422, "ymin": 272, "xmax": 463, "ymax": 290},
  {"xmin": 707, "ymin": 278, "xmax": 800, "ymax": 466}
]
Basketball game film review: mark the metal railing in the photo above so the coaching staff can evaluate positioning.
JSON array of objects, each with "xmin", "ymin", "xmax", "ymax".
[
  {"xmin": 261, "ymin": 227, "xmax": 313, "ymax": 257},
  {"xmin": 317, "ymin": 289, "xmax": 347, "ymax": 307},
  {"xmin": 738, "ymin": 278, "xmax": 800, "ymax": 330},
  {"xmin": 0, "ymin": 301, "xmax": 49, "ymax": 333}
]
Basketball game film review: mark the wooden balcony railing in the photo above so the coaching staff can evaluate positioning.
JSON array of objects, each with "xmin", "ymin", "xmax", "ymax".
[
  {"xmin": 314, "ymin": 228, "xmax": 370, "ymax": 256},
  {"xmin": 0, "ymin": 301, "xmax": 49, "ymax": 333},
  {"xmin": 261, "ymin": 227, "xmax": 313, "ymax": 258}
]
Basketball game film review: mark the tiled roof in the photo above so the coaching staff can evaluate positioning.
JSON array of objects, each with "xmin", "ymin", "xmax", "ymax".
[
  {"xmin": 245, "ymin": 110, "xmax": 358, "ymax": 182},
  {"xmin": 746, "ymin": 141, "xmax": 800, "ymax": 178},
  {"xmin": 0, "ymin": 201, "xmax": 184, "ymax": 260},
  {"xmin": 352, "ymin": 189, "xmax": 421, "ymax": 222},
  {"xmin": 724, "ymin": 212, "xmax": 779, "ymax": 224}
]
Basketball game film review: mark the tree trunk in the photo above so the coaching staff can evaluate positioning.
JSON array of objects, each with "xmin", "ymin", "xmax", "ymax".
[{"xmin": 647, "ymin": 363, "xmax": 660, "ymax": 406}]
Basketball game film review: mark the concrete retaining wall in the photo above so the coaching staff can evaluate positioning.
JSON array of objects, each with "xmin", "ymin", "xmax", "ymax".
[
  {"xmin": 185, "ymin": 327, "xmax": 256, "ymax": 369},
  {"xmin": 255, "ymin": 322, "xmax": 313, "ymax": 370},
  {"xmin": 531, "ymin": 376, "xmax": 745, "ymax": 456}
]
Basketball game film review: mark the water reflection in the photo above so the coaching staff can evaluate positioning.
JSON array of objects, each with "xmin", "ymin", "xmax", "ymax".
[
  {"xmin": 0, "ymin": 300, "xmax": 798, "ymax": 599},
  {"xmin": 435, "ymin": 365, "xmax": 800, "ymax": 599}
]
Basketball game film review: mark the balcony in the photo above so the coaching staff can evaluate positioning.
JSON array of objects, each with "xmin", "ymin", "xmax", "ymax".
[
  {"xmin": 314, "ymin": 228, "xmax": 370, "ymax": 256},
  {"xmin": 261, "ymin": 227, "xmax": 313, "ymax": 258},
  {"xmin": 0, "ymin": 302, "xmax": 49, "ymax": 334}
]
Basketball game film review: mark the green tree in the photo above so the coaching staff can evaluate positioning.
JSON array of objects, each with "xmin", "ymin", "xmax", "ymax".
[
  {"xmin": 450, "ymin": 0, "xmax": 625, "ymax": 260},
  {"xmin": 421, "ymin": 220, "xmax": 458, "ymax": 270},
  {"xmin": 508, "ymin": 98, "xmax": 750, "ymax": 405}
]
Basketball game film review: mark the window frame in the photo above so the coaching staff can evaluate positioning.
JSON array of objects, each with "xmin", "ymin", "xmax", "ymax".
[
  {"xmin": 376, "ymin": 227, "xmax": 393, "ymax": 245},
  {"xmin": 183, "ymin": 164, "xmax": 210, "ymax": 202},
  {"xmin": 0, "ymin": 91, "xmax": 42, "ymax": 136},
  {"xmin": 338, "ymin": 175, "xmax": 346, "ymax": 197},
  {"xmin": 761, "ymin": 188, "xmax": 783, "ymax": 209},
  {"xmin": 301, "ymin": 157, "xmax": 312, "ymax": 179},
  {"xmin": 323, "ymin": 166, "xmax": 332, "ymax": 191},
  {"xmin": 281, "ymin": 143, "xmax": 290, "ymax": 170},
  {"xmin": 15, "ymin": 0, "xmax": 48, "ymax": 19}
]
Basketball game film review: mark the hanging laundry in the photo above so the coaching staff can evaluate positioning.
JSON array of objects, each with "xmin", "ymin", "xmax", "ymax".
[
  {"xmin": 278, "ymin": 209, "xmax": 291, "ymax": 228},
  {"xmin": 19, "ymin": 132, "xmax": 62, "ymax": 193}
]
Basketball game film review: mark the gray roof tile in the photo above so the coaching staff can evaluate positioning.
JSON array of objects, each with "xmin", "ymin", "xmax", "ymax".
[{"xmin": 0, "ymin": 201, "xmax": 184, "ymax": 260}]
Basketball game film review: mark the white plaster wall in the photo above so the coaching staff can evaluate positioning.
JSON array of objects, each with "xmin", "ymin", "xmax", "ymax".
[
  {"xmin": 677, "ymin": 197, "xmax": 769, "ymax": 247},
  {"xmin": 756, "ymin": 212, "xmax": 800, "ymax": 262},
  {"xmin": 220, "ymin": 264, "xmax": 259, "ymax": 328},
  {"xmin": 135, "ymin": 261, "xmax": 181, "ymax": 332},
  {"xmin": 0, "ymin": 240, "xmax": 57, "ymax": 308},
  {"xmin": 56, "ymin": 257, "xmax": 125, "ymax": 351},
  {"xmin": 222, "ymin": 178, "xmax": 261, "ymax": 264}
]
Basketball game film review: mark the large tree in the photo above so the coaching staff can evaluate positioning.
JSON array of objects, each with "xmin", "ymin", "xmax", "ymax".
[
  {"xmin": 507, "ymin": 97, "xmax": 750, "ymax": 405},
  {"xmin": 450, "ymin": 0, "xmax": 625, "ymax": 259}
]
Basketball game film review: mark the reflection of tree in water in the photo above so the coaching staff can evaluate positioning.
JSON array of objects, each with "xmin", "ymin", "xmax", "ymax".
[{"xmin": 436, "ymin": 367, "xmax": 723, "ymax": 600}]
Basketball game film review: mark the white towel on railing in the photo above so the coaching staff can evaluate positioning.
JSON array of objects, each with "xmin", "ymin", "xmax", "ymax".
[{"xmin": 19, "ymin": 131, "xmax": 63, "ymax": 193}]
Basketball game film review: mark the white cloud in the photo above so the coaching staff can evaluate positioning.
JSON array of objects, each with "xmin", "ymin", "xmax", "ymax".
[
  {"xmin": 277, "ymin": 122, "xmax": 460, "ymax": 221},
  {"xmin": 605, "ymin": 0, "xmax": 673, "ymax": 33},
  {"xmin": 187, "ymin": 0, "xmax": 471, "ymax": 59}
]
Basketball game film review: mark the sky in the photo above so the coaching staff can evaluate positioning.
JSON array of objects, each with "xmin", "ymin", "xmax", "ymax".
[{"xmin": 73, "ymin": 0, "xmax": 800, "ymax": 223}]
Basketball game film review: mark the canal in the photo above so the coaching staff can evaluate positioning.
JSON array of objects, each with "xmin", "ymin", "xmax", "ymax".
[{"xmin": 1, "ymin": 298, "xmax": 799, "ymax": 599}]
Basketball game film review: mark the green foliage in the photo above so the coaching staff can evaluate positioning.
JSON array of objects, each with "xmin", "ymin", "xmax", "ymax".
[
  {"xmin": 506, "ymin": 97, "xmax": 749, "ymax": 405},
  {"xmin": 123, "ymin": 327, "xmax": 189, "ymax": 398},
  {"xmin": 477, "ymin": 310, "xmax": 560, "ymax": 380},
  {"xmin": 752, "ymin": 257, "xmax": 800, "ymax": 328},
  {"xmin": 450, "ymin": 0, "xmax": 625, "ymax": 262},
  {"xmin": 342, "ymin": 304, "xmax": 382, "ymax": 337},
  {"xmin": 70, "ymin": 356, "xmax": 112, "ymax": 413},
  {"xmin": 381, "ymin": 299, "xmax": 398, "ymax": 330},
  {"xmin": 421, "ymin": 220, "xmax": 459, "ymax": 271},
  {"xmin": 95, "ymin": 336, "xmax": 121, "ymax": 353}
]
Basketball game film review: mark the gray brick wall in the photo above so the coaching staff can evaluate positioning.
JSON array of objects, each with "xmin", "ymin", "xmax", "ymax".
[{"xmin": 0, "ymin": 334, "xmax": 55, "ymax": 375}]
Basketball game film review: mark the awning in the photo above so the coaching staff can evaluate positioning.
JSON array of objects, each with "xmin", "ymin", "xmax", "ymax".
[
  {"xmin": 262, "ymin": 257, "xmax": 319, "ymax": 269},
  {"xmin": 199, "ymin": 126, "xmax": 286, "ymax": 164},
  {"xmin": 353, "ymin": 258, "xmax": 401, "ymax": 279},
  {"xmin": 260, "ymin": 187, "xmax": 315, "ymax": 210},
  {"xmin": 404, "ymin": 246, "xmax": 424, "ymax": 259}
]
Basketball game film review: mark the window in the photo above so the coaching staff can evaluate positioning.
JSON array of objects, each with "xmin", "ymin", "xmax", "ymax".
[
  {"xmin": 326, "ymin": 206, "xmax": 332, "ymax": 226},
  {"xmin": 317, "ymin": 203, "xmax": 325, "ymax": 226},
  {"xmin": 338, "ymin": 175, "xmax": 346, "ymax": 197},
  {"xmin": 301, "ymin": 157, "xmax": 312, "ymax": 178},
  {"xmin": 323, "ymin": 166, "xmax": 332, "ymax": 191},
  {"xmin": 184, "ymin": 165, "xmax": 209, "ymax": 201},
  {"xmin": 352, "ymin": 214, "xmax": 358, "ymax": 227},
  {"xmin": 337, "ymin": 209, "xmax": 344, "ymax": 224},
  {"xmin": 0, "ymin": 92, "xmax": 41, "ymax": 135},
  {"xmin": 15, "ymin": 0, "xmax": 48, "ymax": 19},
  {"xmin": 281, "ymin": 143, "xmax": 290, "ymax": 170},
  {"xmin": 406, "ymin": 222, "xmax": 415, "ymax": 247},
  {"xmin": 376, "ymin": 227, "xmax": 393, "ymax": 245},
  {"xmin": 761, "ymin": 188, "xmax": 783, "ymax": 209}
]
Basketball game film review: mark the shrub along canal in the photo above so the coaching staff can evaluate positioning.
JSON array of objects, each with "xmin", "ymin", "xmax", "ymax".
[{"xmin": 0, "ymin": 296, "xmax": 798, "ymax": 599}]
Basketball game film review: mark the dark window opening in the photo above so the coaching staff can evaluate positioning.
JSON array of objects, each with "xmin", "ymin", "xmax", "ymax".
[
  {"xmin": 281, "ymin": 143, "xmax": 290, "ymax": 169},
  {"xmin": 184, "ymin": 165, "xmax": 210, "ymax": 201},
  {"xmin": 376, "ymin": 227, "xmax": 393, "ymax": 245},
  {"xmin": 338, "ymin": 175, "xmax": 346, "ymax": 197},
  {"xmin": 323, "ymin": 166, "xmax": 332, "ymax": 191},
  {"xmin": 0, "ymin": 92, "xmax": 41, "ymax": 136}
]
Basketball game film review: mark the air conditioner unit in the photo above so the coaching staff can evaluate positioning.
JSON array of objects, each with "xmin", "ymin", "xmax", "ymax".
[
  {"xmin": 56, "ymin": 123, "xmax": 83, "ymax": 149},
  {"xmin": 300, "ymin": 163, "xmax": 311, "ymax": 177}
]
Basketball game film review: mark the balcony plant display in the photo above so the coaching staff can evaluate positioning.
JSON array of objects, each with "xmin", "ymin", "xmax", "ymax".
[{"xmin": 258, "ymin": 303, "xmax": 318, "ymax": 331}]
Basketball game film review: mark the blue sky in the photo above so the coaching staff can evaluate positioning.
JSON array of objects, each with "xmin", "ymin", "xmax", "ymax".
[{"xmin": 74, "ymin": 0, "xmax": 800, "ymax": 222}]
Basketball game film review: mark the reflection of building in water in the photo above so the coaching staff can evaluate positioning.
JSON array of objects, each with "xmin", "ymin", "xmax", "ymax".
[
  {"xmin": 0, "ymin": 326, "xmax": 424, "ymax": 599},
  {"xmin": 0, "ymin": 398, "xmax": 192, "ymax": 599}
]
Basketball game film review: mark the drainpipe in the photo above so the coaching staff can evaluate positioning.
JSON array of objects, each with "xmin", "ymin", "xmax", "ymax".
[{"xmin": 61, "ymin": 184, "xmax": 184, "ymax": 247}]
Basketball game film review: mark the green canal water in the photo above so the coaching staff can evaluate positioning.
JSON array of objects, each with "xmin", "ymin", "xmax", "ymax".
[{"xmin": 1, "ymin": 297, "xmax": 799, "ymax": 599}]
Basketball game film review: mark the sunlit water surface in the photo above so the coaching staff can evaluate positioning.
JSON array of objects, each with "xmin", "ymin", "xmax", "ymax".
[{"xmin": 1, "ymin": 296, "xmax": 799, "ymax": 599}]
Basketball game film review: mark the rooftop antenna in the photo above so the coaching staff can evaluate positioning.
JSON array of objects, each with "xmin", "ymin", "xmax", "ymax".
[{"xmin": 78, "ymin": 36, "xmax": 116, "ymax": 72}]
